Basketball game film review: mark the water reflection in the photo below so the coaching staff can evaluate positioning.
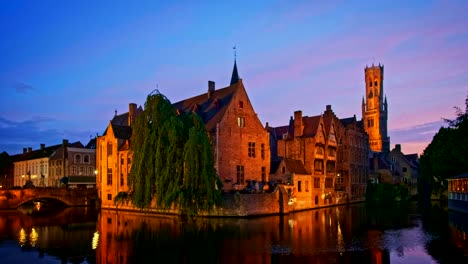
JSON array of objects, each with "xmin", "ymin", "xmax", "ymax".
[
  {"xmin": 0, "ymin": 205, "xmax": 98, "ymax": 263},
  {"xmin": 96, "ymin": 203, "xmax": 468, "ymax": 264},
  {"xmin": 1, "ymin": 202, "xmax": 467, "ymax": 263}
]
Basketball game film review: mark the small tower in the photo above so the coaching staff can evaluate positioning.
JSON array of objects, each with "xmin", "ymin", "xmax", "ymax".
[
  {"xmin": 362, "ymin": 64, "xmax": 390, "ymax": 153},
  {"xmin": 230, "ymin": 46, "xmax": 240, "ymax": 85}
]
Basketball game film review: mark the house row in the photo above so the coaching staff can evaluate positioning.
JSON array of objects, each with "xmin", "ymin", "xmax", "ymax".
[
  {"xmin": 96, "ymin": 61, "xmax": 376, "ymax": 211},
  {"xmin": 0, "ymin": 139, "xmax": 97, "ymax": 189}
]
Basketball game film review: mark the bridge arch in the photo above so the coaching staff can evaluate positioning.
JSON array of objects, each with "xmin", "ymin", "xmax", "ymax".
[
  {"xmin": 0, "ymin": 188, "xmax": 97, "ymax": 209},
  {"xmin": 15, "ymin": 195, "xmax": 73, "ymax": 208}
]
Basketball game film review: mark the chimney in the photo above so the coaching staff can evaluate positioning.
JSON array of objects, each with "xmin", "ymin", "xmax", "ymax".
[
  {"xmin": 128, "ymin": 103, "xmax": 137, "ymax": 126},
  {"xmin": 40, "ymin": 143, "xmax": 45, "ymax": 150},
  {"xmin": 23, "ymin": 148, "xmax": 27, "ymax": 154},
  {"xmin": 294, "ymin": 110, "xmax": 303, "ymax": 137},
  {"xmin": 63, "ymin": 139, "xmax": 69, "ymax": 146},
  {"xmin": 208, "ymin": 81, "xmax": 215, "ymax": 98},
  {"xmin": 395, "ymin": 144, "xmax": 401, "ymax": 152},
  {"xmin": 28, "ymin": 147, "xmax": 32, "ymax": 153},
  {"xmin": 326, "ymin": 105, "xmax": 332, "ymax": 112}
]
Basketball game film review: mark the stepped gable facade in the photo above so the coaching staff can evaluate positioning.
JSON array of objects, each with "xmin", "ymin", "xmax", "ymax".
[{"xmin": 97, "ymin": 103, "xmax": 142, "ymax": 207}]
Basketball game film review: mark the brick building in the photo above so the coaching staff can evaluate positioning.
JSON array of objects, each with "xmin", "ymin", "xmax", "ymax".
[
  {"xmin": 268, "ymin": 109, "xmax": 338, "ymax": 208},
  {"xmin": 97, "ymin": 103, "xmax": 141, "ymax": 207},
  {"xmin": 97, "ymin": 61, "xmax": 271, "ymax": 206}
]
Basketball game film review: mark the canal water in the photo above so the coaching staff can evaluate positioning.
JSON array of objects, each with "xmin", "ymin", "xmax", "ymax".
[{"xmin": 0, "ymin": 201, "xmax": 467, "ymax": 263}]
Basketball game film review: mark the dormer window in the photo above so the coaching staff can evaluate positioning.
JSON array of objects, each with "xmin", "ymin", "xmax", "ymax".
[{"xmin": 239, "ymin": 100, "xmax": 244, "ymax": 109}]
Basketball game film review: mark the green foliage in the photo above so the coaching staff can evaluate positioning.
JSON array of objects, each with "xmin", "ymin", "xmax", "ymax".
[
  {"xmin": 114, "ymin": 191, "xmax": 131, "ymax": 206},
  {"xmin": 419, "ymin": 94, "xmax": 468, "ymax": 199},
  {"xmin": 366, "ymin": 183, "xmax": 408, "ymax": 204},
  {"xmin": 128, "ymin": 90, "xmax": 222, "ymax": 215}
]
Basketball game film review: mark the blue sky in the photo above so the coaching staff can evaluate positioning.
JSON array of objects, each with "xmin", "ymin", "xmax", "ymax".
[{"xmin": 1, "ymin": 0, "xmax": 467, "ymax": 155}]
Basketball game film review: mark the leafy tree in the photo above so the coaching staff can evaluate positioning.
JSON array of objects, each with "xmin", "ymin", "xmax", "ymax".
[
  {"xmin": 128, "ymin": 90, "xmax": 222, "ymax": 215},
  {"xmin": 419, "ymin": 94, "xmax": 468, "ymax": 199}
]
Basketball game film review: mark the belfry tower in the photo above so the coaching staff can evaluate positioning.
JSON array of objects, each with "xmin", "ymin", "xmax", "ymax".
[{"xmin": 362, "ymin": 64, "xmax": 390, "ymax": 153}]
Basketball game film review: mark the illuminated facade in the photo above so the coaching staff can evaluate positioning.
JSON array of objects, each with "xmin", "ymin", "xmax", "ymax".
[
  {"xmin": 97, "ymin": 61, "xmax": 271, "ymax": 207},
  {"xmin": 362, "ymin": 64, "xmax": 390, "ymax": 153}
]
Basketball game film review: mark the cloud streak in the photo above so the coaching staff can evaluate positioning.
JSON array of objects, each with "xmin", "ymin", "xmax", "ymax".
[{"xmin": 13, "ymin": 82, "xmax": 35, "ymax": 94}]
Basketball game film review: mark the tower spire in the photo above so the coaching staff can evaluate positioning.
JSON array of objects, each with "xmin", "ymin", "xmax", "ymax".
[{"xmin": 230, "ymin": 46, "xmax": 240, "ymax": 85}]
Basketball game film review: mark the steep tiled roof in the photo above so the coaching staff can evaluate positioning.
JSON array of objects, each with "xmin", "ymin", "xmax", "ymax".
[
  {"xmin": 340, "ymin": 117, "xmax": 355, "ymax": 127},
  {"xmin": 270, "ymin": 159, "xmax": 281, "ymax": 174},
  {"xmin": 15, "ymin": 143, "xmax": 66, "ymax": 162},
  {"xmin": 173, "ymin": 81, "xmax": 242, "ymax": 131},
  {"xmin": 49, "ymin": 141, "xmax": 84, "ymax": 160},
  {"xmin": 111, "ymin": 124, "xmax": 132, "ymax": 140},
  {"xmin": 85, "ymin": 138, "xmax": 97, "ymax": 149},
  {"xmin": 284, "ymin": 158, "xmax": 309, "ymax": 175},
  {"xmin": 268, "ymin": 125, "xmax": 289, "ymax": 141},
  {"xmin": 302, "ymin": 115, "xmax": 321, "ymax": 137}
]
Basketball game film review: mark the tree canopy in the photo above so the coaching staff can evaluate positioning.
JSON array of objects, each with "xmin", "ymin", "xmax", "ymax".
[
  {"xmin": 127, "ymin": 90, "xmax": 222, "ymax": 215},
  {"xmin": 419, "ymin": 94, "xmax": 468, "ymax": 198}
]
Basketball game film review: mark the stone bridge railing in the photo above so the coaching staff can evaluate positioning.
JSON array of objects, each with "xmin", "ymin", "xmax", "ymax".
[{"xmin": 0, "ymin": 188, "xmax": 98, "ymax": 209}]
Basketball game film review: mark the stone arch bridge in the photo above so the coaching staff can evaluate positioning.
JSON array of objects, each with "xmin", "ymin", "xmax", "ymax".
[{"xmin": 0, "ymin": 188, "xmax": 98, "ymax": 209}]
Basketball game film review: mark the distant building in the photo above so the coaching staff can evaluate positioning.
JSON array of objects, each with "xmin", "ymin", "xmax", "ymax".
[
  {"xmin": 49, "ymin": 139, "xmax": 97, "ymax": 188},
  {"xmin": 387, "ymin": 144, "xmax": 419, "ymax": 195},
  {"xmin": 337, "ymin": 114, "xmax": 370, "ymax": 202},
  {"xmin": 0, "ymin": 151, "xmax": 15, "ymax": 189},
  {"xmin": 12, "ymin": 140, "xmax": 95, "ymax": 188},
  {"xmin": 13, "ymin": 144, "xmax": 60, "ymax": 187},
  {"xmin": 362, "ymin": 64, "xmax": 390, "ymax": 153}
]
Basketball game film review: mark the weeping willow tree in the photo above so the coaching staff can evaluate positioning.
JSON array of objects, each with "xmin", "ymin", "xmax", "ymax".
[{"xmin": 128, "ymin": 90, "xmax": 222, "ymax": 215}]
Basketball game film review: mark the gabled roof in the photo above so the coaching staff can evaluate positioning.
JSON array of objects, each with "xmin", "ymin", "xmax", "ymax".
[
  {"xmin": 284, "ymin": 158, "xmax": 309, "ymax": 175},
  {"xmin": 49, "ymin": 141, "xmax": 85, "ymax": 160},
  {"xmin": 268, "ymin": 125, "xmax": 289, "ymax": 141},
  {"xmin": 15, "ymin": 143, "xmax": 71, "ymax": 162},
  {"xmin": 111, "ymin": 124, "xmax": 132, "ymax": 140},
  {"xmin": 85, "ymin": 138, "xmax": 97, "ymax": 149},
  {"xmin": 173, "ymin": 80, "xmax": 243, "ymax": 131},
  {"xmin": 302, "ymin": 115, "xmax": 322, "ymax": 137}
]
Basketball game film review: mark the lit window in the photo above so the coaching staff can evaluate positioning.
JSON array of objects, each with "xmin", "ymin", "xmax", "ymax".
[
  {"xmin": 237, "ymin": 117, "xmax": 245, "ymax": 127},
  {"xmin": 248, "ymin": 142, "xmax": 256, "ymax": 158},
  {"xmin": 107, "ymin": 168, "xmax": 112, "ymax": 185}
]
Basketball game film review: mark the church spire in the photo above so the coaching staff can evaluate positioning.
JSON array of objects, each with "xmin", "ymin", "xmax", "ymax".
[{"xmin": 230, "ymin": 46, "xmax": 240, "ymax": 85}]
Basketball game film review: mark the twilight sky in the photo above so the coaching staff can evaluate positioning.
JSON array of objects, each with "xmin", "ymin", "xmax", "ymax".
[{"xmin": 1, "ymin": 0, "xmax": 467, "ymax": 156}]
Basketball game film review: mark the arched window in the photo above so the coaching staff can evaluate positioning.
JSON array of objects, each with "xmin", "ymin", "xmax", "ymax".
[
  {"xmin": 75, "ymin": 155, "xmax": 81, "ymax": 163},
  {"xmin": 370, "ymin": 81, "xmax": 373, "ymax": 87},
  {"xmin": 84, "ymin": 155, "xmax": 89, "ymax": 163},
  {"xmin": 374, "ymin": 81, "xmax": 378, "ymax": 86}
]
